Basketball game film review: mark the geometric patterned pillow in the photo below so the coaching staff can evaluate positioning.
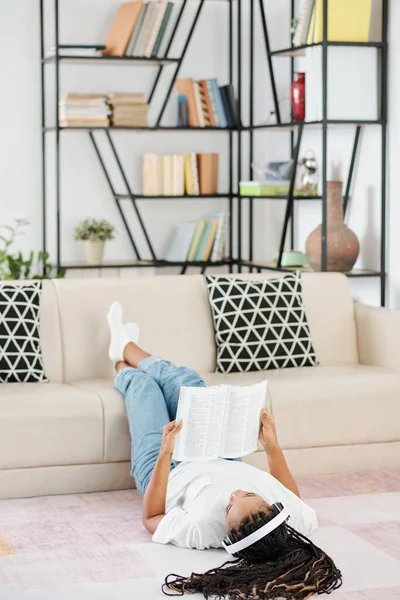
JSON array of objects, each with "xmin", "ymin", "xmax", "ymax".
[
  {"xmin": 205, "ymin": 272, "xmax": 318, "ymax": 373},
  {"xmin": 0, "ymin": 282, "xmax": 48, "ymax": 382}
]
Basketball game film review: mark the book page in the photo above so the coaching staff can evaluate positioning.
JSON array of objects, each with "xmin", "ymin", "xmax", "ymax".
[
  {"xmin": 220, "ymin": 380, "xmax": 268, "ymax": 459},
  {"xmin": 173, "ymin": 386, "xmax": 227, "ymax": 462}
]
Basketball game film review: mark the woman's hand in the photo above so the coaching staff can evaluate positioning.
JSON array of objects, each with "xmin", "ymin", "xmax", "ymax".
[
  {"xmin": 160, "ymin": 420, "xmax": 183, "ymax": 457},
  {"xmin": 259, "ymin": 408, "xmax": 279, "ymax": 453}
]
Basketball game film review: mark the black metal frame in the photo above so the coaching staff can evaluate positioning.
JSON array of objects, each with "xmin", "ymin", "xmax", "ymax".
[
  {"xmin": 40, "ymin": 0, "xmax": 388, "ymax": 303},
  {"xmin": 40, "ymin": 0, "xmax": 236, "ymax": 275},
  {"xmin": 239, "ymin": 0, "xmax": 388, "ymax": 306}
]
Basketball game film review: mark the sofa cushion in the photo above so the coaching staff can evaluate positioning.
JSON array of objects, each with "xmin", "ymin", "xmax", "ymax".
[
  {"xmin": 205, "ymin": 273, "xmax": 318, "ymax": 373},
  {"xmin": 72, "ymin": 379, "xmax": 130, "ymax": 463},
  {"xmin": 203, "ymin": 365, "xmax": 400, "ymax": 449},
  {"xmin": 0, "ymin": 383, "xmax": 104, "ymax": 469},
  {"xmin": 0, "ymin": 282, "xmax": 47, "ymax": 383}
]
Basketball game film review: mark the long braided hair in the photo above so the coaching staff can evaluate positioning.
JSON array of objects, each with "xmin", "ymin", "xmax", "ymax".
[{"xmin": 163, "ymin": 503, "xmax": 342, "ymax": 600}]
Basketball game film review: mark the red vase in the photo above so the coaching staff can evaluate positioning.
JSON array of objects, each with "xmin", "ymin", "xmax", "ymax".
[{"xmin": 291, "ymin": 72, "xmax": 305, "ymax": 122}]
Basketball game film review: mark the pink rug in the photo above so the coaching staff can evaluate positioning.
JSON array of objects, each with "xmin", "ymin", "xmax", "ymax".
[{"xmin": 1, "ymin": 470, "xmax": 400, "ymax": 599}]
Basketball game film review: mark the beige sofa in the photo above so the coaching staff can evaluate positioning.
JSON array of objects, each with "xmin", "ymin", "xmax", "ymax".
[{"xmin": 1, "ymin": 273, "xmax": 400, "ymax": 500}]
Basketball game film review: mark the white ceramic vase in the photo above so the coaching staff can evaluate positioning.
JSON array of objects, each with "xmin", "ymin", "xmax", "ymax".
[{"xmin": 85, "ymin": 240, "xmax": 105, "ymax": 265}]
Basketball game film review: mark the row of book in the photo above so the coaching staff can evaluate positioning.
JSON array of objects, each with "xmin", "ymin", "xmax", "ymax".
[
  {"xmin": 166, "ymin": 214, "xmax": 226, "ymax": 263},
  {"xmin": 104, "ymin": 0, "xmax": 175, "ymax": 58},
  {"xmin": 293, "ymin": 0, "xmax": 382, "ymax": 47},
  {"xmin": 143, "ymin": 153, "xmax": 219, "ymax": 196},
  {"xmin": 58, "ymin": 93, "xmax": 149, "ymax": 127},
  {"xmin": 175, "ymin": 79, "xmax": 239, "ymax": 129}
]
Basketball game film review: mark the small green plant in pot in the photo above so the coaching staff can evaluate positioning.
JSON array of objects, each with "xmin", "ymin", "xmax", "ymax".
[{"xmin": 74, "ymin": 218, "xmax": 116, "ymax": 265}]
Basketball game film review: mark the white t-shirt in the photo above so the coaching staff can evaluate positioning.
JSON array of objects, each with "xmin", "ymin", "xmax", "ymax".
[{"xmin": 152, "ymin": 459, "xmax": 318, "ymax": 550}]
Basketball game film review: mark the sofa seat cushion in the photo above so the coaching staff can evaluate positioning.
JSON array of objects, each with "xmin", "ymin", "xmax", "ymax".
[
  {"xmin": 203, "ymin": 365, "xmax": 400, "ymax": 449},
  {"xmin": 0, "ymin": 383, "xmax": 104, "ymax": 469},
  {"xmin": 72, "ymin": 379, "xmax": 130, "ymax": 463}
]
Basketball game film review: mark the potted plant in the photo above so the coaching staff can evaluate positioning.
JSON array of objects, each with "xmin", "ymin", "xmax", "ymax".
[{"xmin": 74, "ymin": 218, "xmax": 116, "ymax": 265}]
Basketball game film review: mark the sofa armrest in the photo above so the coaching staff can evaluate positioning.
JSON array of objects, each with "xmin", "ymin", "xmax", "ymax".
[{"xmin": 355, "ymin": 303, "xmax": 400, "ymax": 371}]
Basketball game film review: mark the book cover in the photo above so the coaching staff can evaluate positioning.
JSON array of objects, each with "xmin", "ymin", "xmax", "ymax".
[
  {"xmin": 126, "ymin": 3, "xmax": 147, "ymax": 55},
  {"xmin": 197, "ymin": 153, "xmax": 219, "ymax": 195},
  {"xmin": 195, "ymin": 221, "xmax": 212, "ymax": 261},
  {"xmin": 187, "ymin": 221, "xmax": 206, "ymax": 262},
  {"xmin": 219, "ymin": 86, "xmax": 233, "ymax": 127},
  {"xmin": 144, "ymin": 1, "xmax": 168, "ymax": 57},
  {"xmin": 103, "ymin": 1, "xmax": 144, "ymax": 57},
  {"xmin": 198, "ymin": 80, "xmax": 215, "ymax": 127},
  {"xmin": 152, "ymin": 2, "xmax": 173, "ymax": 56},
  {"xmin": 206, "ymin": 79, "xmax": 220, "ymax": 127},
  {"xmin": 166, "ymin": 222, "xmax": 197, "ymax": 262},
  {"xmin": 162, "ymin": 155, "xmax": 173, "ymax": 195},
  {"xmin": 172, "ymin": 154, "xmax": 185, "ymax": 196},
  {"xmin": 209, "ymin": 79, "xmax": 228, "ymax": 128},
  {"xmin": 174, "ymin": 79, "xmax": 200, "ymax": 127},
  {"xmin": 184, "ymin": 153, "xmax": 194, "ymax": 195},
  {"xmin": 210, "ymin": 212, "xmax": 225, "ymax": 262},
  {"xmin": 134, "ymin": 1, "xmax": 158, "ymax": 56},
  {"xmin": 201, "ymin": 218, "xmax": 219, "ymax": 261},
  {"xmin": 190, "ymin": 152, "xmax": 200, "ymax": 195},
  {"xmin": 293, "ymin": 0, "xmax": 307, "ymax": 46},
  {"xmin": 221, "ymin": 85, "xmax": 240, "ymax": 128},
  {"xmin": 300, "ymin": 0, "xmax": 315, "ymax": 45},
  {"xmin": 313, "ymin": 0, "xmax": 372, "ymax": 43},
  {"xmin": 158, "ymin": 2, "xmax": 179, "ymax": 56},
  {"xmin": 193, "ymin": 82, "xmax": 206, "ymax": 128}
]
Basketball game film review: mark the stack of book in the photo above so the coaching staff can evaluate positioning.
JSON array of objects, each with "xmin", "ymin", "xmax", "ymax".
[
  {"xmin": 175, "ymin": 79, "xmax": 239, "ymax": 129},
  {"xmin": 103, "ymin": 0, "xmax": 175, "ymax": 58},
  {"xmin": 293, "ymin": 0, "xmax": 382, "ymax": 46},
  {"xmin": 58, "ymin": 94, "xmax": 110, "ymax": 127},
  {"xmin": 166, "ymin": 213, "xmax": 226, "ymax": 263},
  {"xmin": 107, "ymin": 93, "xmax": 149, "ymax": 127},
  {"xmin": 143, "ymin": 153, "xmax": 219, "ymax": 196}
]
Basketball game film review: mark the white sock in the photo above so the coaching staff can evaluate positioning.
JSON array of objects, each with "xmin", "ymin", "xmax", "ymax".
[
  {"xmin": 125, "ymin": 321, "xmax": 140, "ymax": 346},
  {"xmin": 107, "ymin": 301, "xmax": 131, "ymax": 363}
]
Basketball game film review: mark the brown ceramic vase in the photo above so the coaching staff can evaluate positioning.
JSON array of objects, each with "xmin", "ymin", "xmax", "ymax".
[{"xmin": 305, "ymin": 181, "xmax": 360, "ymax": 272}]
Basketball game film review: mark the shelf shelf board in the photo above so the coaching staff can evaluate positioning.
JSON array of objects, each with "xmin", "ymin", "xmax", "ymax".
[
  {"xmin": 61, "ymin": 259, "xmax": 233, "ymax": 270},
  {"xmin": 239, "ymin": 195, "xmax": 321, "ymax": 200},
  {"xmin": 241, "ymin": 261, "xmax": 381, "ymax": 278},
  {"xmin": 44, "ymin": 125, "xmax": 235, "ymax": 132},
  {"xmin": 244, "ymin": 119, "xmax": 384, "ymax": 131},
  {"xmin": 117, "ymin": 193, "xmax": 232, "ymax": 200},
  {"xmin": 43, "ymin": 55, "xmax": 180, "ymax": 66},
  {"xmin": 270, "ymin": 41, "xmax": 384, "ymax": 58}
]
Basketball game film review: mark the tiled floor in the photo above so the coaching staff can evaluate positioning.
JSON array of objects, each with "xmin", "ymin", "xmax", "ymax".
[{"xmin": 1, "ymin": 470, "xmax": 400, "ymax": 600}]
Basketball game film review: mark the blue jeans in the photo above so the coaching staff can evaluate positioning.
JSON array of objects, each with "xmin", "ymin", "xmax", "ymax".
[{"xmin": 114, "ymin": 357, "xmax": 206, "ymax": 496}]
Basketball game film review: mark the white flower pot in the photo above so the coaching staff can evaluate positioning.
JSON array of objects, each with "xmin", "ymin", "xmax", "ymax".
[{"xmin": 85, "ymin": 240, "xmax": 105, "ymax": 265}]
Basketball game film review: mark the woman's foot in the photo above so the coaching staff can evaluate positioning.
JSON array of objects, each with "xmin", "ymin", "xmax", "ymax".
[{"xmin": 107, "ymin": 302, "xmax": 139, "ymax": 363}]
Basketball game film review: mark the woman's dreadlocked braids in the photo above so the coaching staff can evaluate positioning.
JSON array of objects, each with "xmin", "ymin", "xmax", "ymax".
[{"xmin": 162, "ymin": 503, "xmax": 342, "ymax": 600}]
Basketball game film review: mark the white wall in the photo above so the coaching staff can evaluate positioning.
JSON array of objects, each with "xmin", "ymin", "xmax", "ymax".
[{"xmin": 0, "ymin": 0, "xmax": 397, "ymax": 307}]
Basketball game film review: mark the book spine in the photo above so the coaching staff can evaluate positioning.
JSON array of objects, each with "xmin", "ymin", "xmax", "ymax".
[
  {"xmin": 211, "ymin": 214, "xmax": 224, "ymax": 262},
  {"xmin": 145, "ymin": 1, "xmax": 168, "ymax": 57},
  {"xmin": 198, "ymin": 80, "xmax": 215, "ymax": 127},
  {"xmin": 224, "ymin": 85, "xmax": 240, "ymax": 128},
  {"xmin": 206, "ymin": 80, "xmax": 220, "ymax": 127},
  {"xmin": 152, "ymin": 3, "xmax": 173, "ymax": 56},
  {"xmin": 126, "ymin": 4, "xmax": 146, "ymax": 55},
  {"xmin": 210, "ymin": 79, "xmax": 228, "ymax": 128},
  {"xmin": 193, "ymin": 82, "xmax": 206, "ymax": 128},
  {"xmin": 219, "ymin": 86, "xmax": 233, "ymax": 127},
  {"xmin": 136, "ymin": 3, "xmax": 157, "ymax": 56},
  {"xmin": 184, "ymin": 153, "xmax": 194, "ymax": 195},
  {"xmin": 195, "ymin": 222, "xmax": 212, "ymax": 261},
  {"xmin": 190, "ymin": 152, "xmax": 200, "ymax": 195}
]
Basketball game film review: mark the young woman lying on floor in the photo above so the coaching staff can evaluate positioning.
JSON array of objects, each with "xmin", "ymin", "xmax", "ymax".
[{"xmin": 108, "ymin": 301, "xmax": 342, "ymax": 600}]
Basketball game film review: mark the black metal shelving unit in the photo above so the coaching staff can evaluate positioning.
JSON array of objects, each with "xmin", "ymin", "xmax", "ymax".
[
  {"xmin": 40, "ymin": 0, "xmax": 388, "ymax": 303},
  {"xmin": 238, "ymin": 0, "xmax": 388, "ymax": 306},
  {"xmin": 40, "ymin": 0, "xmax": 236, "ymax": 276}
]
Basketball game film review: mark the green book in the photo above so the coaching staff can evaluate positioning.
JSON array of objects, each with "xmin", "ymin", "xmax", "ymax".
[
  {"xmin": 152, "ymin": 3, "xmax": 173, "ymax": 56},
  {"xmin": 195, "ymin": 222, "xmax": 212, "ymax": 262},
  {"xmin": 187, "ymin": 221, "xmax": 206, "ymax": 262}
]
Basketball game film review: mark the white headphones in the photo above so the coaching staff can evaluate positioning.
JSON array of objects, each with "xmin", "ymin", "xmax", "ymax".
[{"xmin": 222, "ymin": 503, "xmax": 290, "ymax": 555}]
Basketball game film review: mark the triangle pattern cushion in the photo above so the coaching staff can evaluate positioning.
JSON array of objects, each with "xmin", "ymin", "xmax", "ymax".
[
  {"xmin": 0, "ymin": 282, "xmax": 48, "ymax": 383},
  {"xmin": 205, "ymin": 273, "xmax": 318, "ymax": 373}
]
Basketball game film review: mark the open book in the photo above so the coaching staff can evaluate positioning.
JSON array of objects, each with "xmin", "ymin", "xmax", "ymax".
[{"xmin": 173, "ymin": 380, "xmax": 268, "ymax": 462}]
